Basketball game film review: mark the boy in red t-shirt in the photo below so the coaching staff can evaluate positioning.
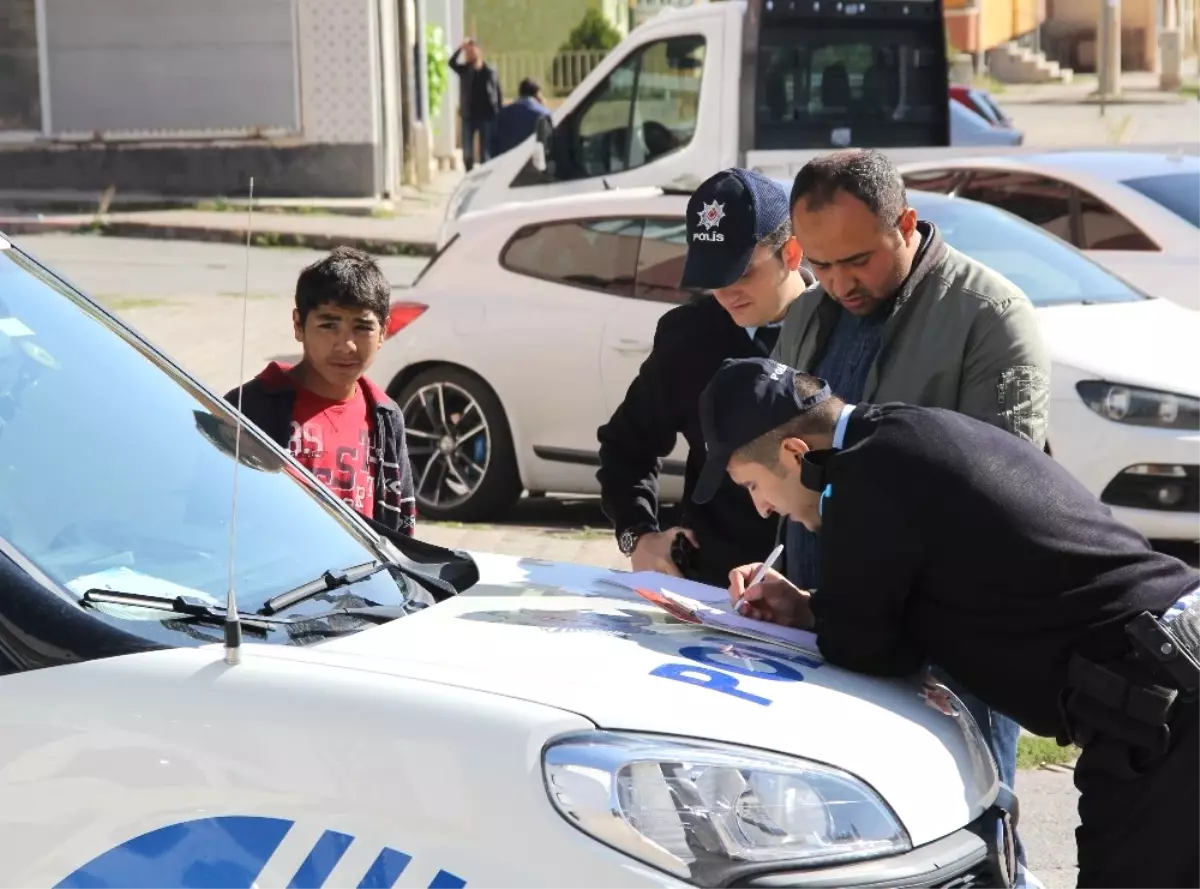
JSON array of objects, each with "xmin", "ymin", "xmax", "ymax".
[{"xmin": 225, "ymin": 247, "xmax": 416, "ymax": 536}]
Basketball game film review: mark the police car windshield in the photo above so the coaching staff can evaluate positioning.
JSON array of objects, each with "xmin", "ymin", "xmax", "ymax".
[
  {"xmin": 910, "ymin": 192, "xmax": 1147, "ymax": 306},
  {"xmin": 0, "ymin": 243, "xmax": 414, "ymax": 641}
]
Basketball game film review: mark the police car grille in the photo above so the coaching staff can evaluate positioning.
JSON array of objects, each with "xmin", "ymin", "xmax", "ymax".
[{"xmin": 932, "ymin": 861, "xmax": 995, "ymax": 889}]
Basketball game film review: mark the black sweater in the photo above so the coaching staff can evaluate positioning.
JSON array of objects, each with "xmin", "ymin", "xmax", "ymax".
[
  {"xmin": 813, "ymin": 403, "xmax": 1195, "ymax": 737},
  {"xmin": 596, "ymin": 295, "xmax": 780, "ymax": 586}
]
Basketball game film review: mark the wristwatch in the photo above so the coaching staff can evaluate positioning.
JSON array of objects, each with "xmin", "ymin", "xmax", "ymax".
[{"xmin": 617, "ymin": 524, "xmax": 658, "ymax": 557}]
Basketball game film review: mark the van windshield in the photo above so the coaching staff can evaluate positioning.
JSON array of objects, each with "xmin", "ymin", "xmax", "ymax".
[{"xmin": 755, "ymin": 3, "xmax": 947, "ymax": 150}]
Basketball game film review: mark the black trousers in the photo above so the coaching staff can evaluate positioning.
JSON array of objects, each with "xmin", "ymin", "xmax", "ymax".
[{"xmin": 1074, "ymin": 699, "xmax": 1198, "ymax": 888}]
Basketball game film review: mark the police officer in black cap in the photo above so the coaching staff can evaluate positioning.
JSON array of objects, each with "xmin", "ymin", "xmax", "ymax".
[
  {"xmin": 694, "ymin": 356, "xmax": 1199, "ymax": 889},
  {"xmin": 596, "ymin": 168, "xmax": 815, "ymax": 585}
]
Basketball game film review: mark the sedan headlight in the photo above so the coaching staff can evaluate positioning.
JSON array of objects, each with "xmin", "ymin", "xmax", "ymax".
[
  {"xmin": 1077, "ymin": 381, "xmax": 1200, "ymax": 430},
  {"xmin": 542, "ymin": 732, "xmax": 910, "ymax": 885}
]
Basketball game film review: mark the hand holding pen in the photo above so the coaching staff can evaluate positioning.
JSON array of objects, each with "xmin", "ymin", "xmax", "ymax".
[{"xmin": 727, "ymin": 545, "xmax": 815, "ymax": 630}]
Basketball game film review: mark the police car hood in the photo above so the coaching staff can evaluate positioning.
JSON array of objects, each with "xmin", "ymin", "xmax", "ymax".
[{"xmin": 305, "ymin": 553, "xmax": 999, "ymax": 846}]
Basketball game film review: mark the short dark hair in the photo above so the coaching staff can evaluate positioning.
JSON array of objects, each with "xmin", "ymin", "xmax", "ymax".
[
  {"xmin": 733, "ymin": 373, "xmax": 844, "ymax": 468},
  {"xmin": 789, "ymin": 149, "xmax": 907, "ymax": 229},
  {"xmin": 295, "ymin": 246, "xmax": 390, "ymax": 327},
  {"xmin": 519, "ymin": 78, "xmax": 541, "ymax": 98},
  {"xmin": 760, "ymin": 217, "xmax": 793, "ymax": 255}
]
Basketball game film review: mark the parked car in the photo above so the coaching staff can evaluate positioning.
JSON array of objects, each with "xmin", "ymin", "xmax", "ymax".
[
  {"xmin": 0, "ymin": 231, "xmax": 1021, "ymax": 887},
  {"xmin": 949, "ymin": 85, "xmax": 1016, "ymax": 130},
  {"xmin": 949, "ymin": 97, "xmax": 1024, "ymax": 147},
  {"xmin": 899, "ymin": 151, "xmax": 1200, "ymax": 310},
  {"xmin": 376, "ymin": 187, "xmax": 1200, "ymax": 543}
]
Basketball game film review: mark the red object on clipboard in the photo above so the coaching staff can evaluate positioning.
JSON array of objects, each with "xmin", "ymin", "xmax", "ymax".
[{"xmin": 633, "ymin": 587, "xmax": 702, "ymax": 624}]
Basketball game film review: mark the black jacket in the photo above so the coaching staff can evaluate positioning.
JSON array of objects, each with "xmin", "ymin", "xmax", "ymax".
[
  {"xmin": 448, "ymin": 49, "xmax": 502, "ymax": 121},
  {"xmin": 224, "ymin": 364, "xmax": 417, "ymax": 537},
  {"xmin": 812, "ymin": 403, "xmax": 1195, "ymax": 737},
  {"xmin": 597, "ymin": 293, "xmax": 807, "ymax": 586}
]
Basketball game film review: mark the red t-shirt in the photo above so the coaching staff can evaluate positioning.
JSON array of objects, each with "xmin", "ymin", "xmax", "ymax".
[{"xmin": 287, "ymin": 384, "xmax": 376, "ymax": 517}]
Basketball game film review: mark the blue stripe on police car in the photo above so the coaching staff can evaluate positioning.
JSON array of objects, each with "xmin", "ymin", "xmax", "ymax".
[{"xmin": 54, "ymin": 816, "xmax": 466, "ymax": 889}]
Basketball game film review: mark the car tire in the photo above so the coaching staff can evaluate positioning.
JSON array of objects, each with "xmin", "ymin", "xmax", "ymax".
[{"xmin": 396, "ymin": 366, "xmax": 522, "ymax": 522}]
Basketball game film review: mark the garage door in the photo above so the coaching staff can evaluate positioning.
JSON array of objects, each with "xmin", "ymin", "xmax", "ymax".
[{"xmin": 43, "ymin": 0, "xmax": 300, "ymax": 136}]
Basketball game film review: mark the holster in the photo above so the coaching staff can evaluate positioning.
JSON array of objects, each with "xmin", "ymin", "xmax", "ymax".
[{"xmin": 1058, "ymin": 605, "xmax": 1200, "ymax": 780}]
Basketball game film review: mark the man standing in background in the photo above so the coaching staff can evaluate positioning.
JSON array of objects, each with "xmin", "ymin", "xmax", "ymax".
[
  {"xmin": 494, "ymin": 78, "xmax": 551, "ymax": 156},
  {"xmin": 448, "ymin": 38, "xmax": 502, "ymax": 171}
]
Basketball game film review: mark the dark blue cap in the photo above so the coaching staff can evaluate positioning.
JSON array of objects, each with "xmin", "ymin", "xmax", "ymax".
[
  {"xmin": 679, "ymin": 168, "xmax": 791, "ymax": 291},
  {"xmin": 694, "ymin": 357, "xmax": 833, "ymax": 504}
]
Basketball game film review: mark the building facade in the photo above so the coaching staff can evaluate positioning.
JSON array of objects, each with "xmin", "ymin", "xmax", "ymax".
[{"xmin": 0, "ymin": 0, "xmax": 452, "ymax": 198}]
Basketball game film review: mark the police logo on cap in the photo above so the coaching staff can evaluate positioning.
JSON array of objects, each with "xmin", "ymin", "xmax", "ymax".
[{"xmin": 695, "ymin": 201, "xmax": 726, "ymax": 242}]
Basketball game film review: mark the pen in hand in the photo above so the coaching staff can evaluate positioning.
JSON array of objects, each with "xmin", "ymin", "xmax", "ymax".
[{"xmin": 735, "ymin": 543, "xmax": 784, "ymax": 614}]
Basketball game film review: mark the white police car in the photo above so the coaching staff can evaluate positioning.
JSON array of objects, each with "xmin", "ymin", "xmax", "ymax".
[{"xmin": 0, "ymin": 232, "xmax": 1020, "ymax": 888}]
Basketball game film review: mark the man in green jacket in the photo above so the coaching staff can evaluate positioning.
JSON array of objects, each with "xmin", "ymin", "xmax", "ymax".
[{"xmin": 766, "ymin": 147, "xmax": 1050, "ymax": 880}]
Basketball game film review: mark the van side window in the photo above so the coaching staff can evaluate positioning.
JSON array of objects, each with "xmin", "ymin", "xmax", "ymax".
[
  {"xmin": 635, "ymin": 218, "xmax": 692, "ymax": 304},
  {"xmin": 520, "ymin": 36, "xmax": 705, "ymax": 186}
]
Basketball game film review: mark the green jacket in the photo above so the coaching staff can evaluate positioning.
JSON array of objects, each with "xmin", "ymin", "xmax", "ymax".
[{"xmin": 772, "ymin": 223, "xmax": 1050, "ymax": 449}]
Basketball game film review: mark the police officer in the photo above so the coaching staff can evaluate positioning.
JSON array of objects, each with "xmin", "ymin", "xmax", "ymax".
[
  {"xmin": 694, "ymin": 356, "xmax": 1198, "ymax": 889},
  {"xmin": 596, "ymin": 169, "xmax": 815, "ymax": 585}
]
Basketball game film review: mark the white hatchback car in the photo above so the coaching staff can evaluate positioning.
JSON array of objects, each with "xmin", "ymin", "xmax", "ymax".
[
  {"xmin": 898, "ymin": 151, "xmax": 1200, "ymax": 311},
  {"xmin": 375, "ymin": 186, "xmax": 1200, "ymax": 542},
  {"xmin": 0, "ymin": 232, "xmax": 1018, "ymax": 888}
]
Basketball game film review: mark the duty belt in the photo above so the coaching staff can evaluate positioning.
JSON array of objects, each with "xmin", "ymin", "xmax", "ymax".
[{"xmin": 1058, "ymin": 585, "xmax": 1200, "ymax": 760}]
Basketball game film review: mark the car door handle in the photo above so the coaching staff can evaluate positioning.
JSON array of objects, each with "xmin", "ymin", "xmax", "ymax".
[{"xmin": 612, "ymin": 339, "xmax": 651, "ymax": 356}]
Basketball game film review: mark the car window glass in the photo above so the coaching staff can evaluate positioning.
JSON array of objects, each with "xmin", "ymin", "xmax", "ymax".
[
  {"xmin": 1076, "ymin": 189, "xmax": 1159, "ymax": 251},
  {"xmin": 0, "ymin": 247, "xmax": 412, "ymax": 644},
  {"xmin": 554, "ymin": 36, "xmax": 705, "ymax": 182},
  {"xmin": 902, "ymin": 169, "xmax": 962, "ymax": 194},
  {"xmin": 910, "ymin": 194, "xmax": 1145, "ymax": 306},
  {"xmin": 501, "ymin": 218, "xmax": 642, "ymax": 297},
  {"xmin": 756, "ymin": 26, "xmax": 944, "ymax": 149},
  {"xmin": 958, "ymin": 171, "xmax": 1074, "ymax": 243},
  {"xmin": 1122, "ymin": 171, "xmax": 1200, "ymax": 228},
  {"xmin": 635, "ymin": 218, "xmax": 691, "ymax": 304}
]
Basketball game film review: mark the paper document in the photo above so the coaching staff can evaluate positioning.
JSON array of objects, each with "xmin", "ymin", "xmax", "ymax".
[
  {"xmin": 632, "ymin": 586, "xmax": 821, "ymax": 655},
  {"xmin": 602, "ymin": 571, "xmax": 732, "ymax": 605}
]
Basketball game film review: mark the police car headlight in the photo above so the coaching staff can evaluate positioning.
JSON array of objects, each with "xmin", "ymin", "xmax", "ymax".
[
  {"xmin": 1077, "ymin": 381, "xmax": 1200, "ymax": 430},
  {"xmin": 542, "ymin": 731, "xmax": 910, "ymax": 885}
]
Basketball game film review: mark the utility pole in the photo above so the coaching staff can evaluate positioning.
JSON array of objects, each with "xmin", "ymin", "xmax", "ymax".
[
  {"xmin": 1096, "ymin": 0, "xmax": 1123, "ymax": 110},
  {"xmin": 1160, "ymin": 0, "xmax": 1184, "ymax": 90}
]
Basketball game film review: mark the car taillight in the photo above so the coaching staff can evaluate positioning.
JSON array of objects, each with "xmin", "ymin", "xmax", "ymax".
[{"xmin": 386, "ymin": 301, "xmax": 427, "ymax": 338}]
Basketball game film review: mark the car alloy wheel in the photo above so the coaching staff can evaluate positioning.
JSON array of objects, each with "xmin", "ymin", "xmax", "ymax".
[{"xmin": 403, "ymin": 381, "xmax": 491, "ymax": 510}]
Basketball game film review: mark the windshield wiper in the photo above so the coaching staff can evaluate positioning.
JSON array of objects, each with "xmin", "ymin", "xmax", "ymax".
[
  {"xmin": 258, "ymin": 560, "xmax": 389, "ymax": 616},
  {"xmin": 81, "ymin": 589, "xmax": 280, "ymax": 632}
]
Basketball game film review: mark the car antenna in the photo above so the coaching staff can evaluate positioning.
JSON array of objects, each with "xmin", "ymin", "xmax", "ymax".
[{"xmin": 224, "ymin": 176, "xmax": 256, "ymax": 666}]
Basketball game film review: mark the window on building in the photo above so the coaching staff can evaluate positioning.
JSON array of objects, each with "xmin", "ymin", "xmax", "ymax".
[
  {"xmin": 957, "ymin": 171, "xmax": 1074, "ymax": 244},
  {"xmin": 635, "ymin": 218, "xmax": 692, "ymax": 304},
  {"xmin": 0, "ymin": 0, "xmax": 42, "ymax": 132},
  {"xmin": 1076, "ymin": 189, "xmax": 1159, "ymax": 251},
  {"xmin": 500, "ymin": 218, "xmax": 643, "ymax": 298}
]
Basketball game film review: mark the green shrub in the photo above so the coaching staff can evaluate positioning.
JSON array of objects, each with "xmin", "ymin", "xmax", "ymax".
[
  {"xmin": 426, "ymin": 23, "xmax": 450, "ymax": 119},
  {"xmin": 561, "ymin": 6, "xmax": 622, "ymax": 52}
]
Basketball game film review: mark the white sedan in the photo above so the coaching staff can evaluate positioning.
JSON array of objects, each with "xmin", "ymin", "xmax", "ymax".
[
  {"xmin": 375, "ymin": 186, "xmax": 1200, "ymax": 542},
  {"xmin": 898, "ymin": 151, "xmax": 1200, "ymax": 311},
  {"xmin": 0, "ymin": 230, "xmax": 1018, "ymax": 888}
]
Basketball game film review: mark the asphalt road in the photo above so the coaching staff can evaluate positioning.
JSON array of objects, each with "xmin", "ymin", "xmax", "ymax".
[{"xmin": 18, "ymin": 232, "xmax": 1198, "ymax": 889}]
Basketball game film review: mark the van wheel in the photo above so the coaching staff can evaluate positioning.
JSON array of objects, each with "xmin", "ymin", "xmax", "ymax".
[{"xmin": 397, "ymin": 367, "xmax": 522, "ymax": 522}]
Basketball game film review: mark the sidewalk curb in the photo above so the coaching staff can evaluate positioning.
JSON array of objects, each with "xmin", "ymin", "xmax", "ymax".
[{"xmin": 0, "ymin": 217, "xmax": 438, "ymax": 257}]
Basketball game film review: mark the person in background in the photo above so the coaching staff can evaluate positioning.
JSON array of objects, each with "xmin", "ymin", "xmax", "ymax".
[
  {"xmin": 596, "ymin": 169, "xmax": 815, "ymax": 587},
  {"xmin": 766, "ymin": 147, "xmax": 1051, "ymax": 881},
  {"xmin": 493, "ymin": 77, "xmax": 551, "ymax": 157},
  {"xmin": 224, "ymin": 247, "xmax": 417, "ymax": 538},
  {"xmin": 448, "ymin": 38, "xmax": 502, "ymax": 172}
]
